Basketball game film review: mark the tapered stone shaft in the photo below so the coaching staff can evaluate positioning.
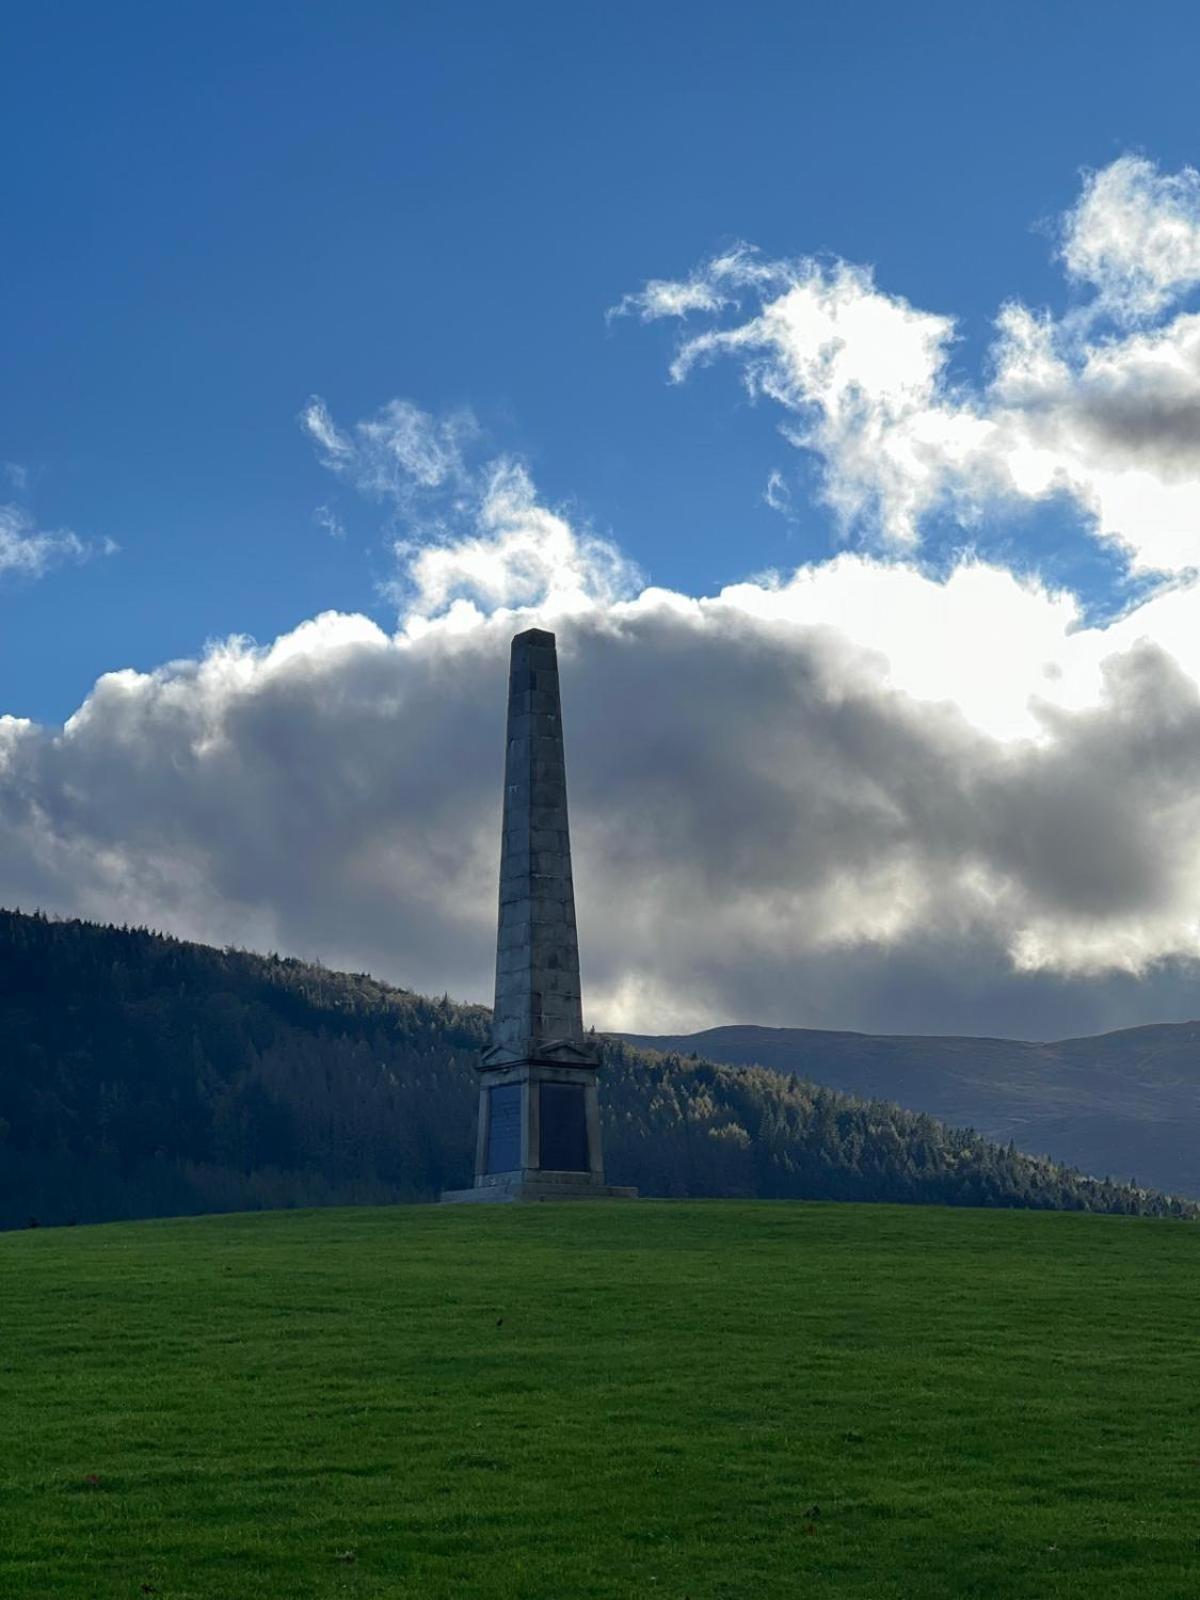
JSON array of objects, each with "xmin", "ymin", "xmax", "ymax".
[
  {"xmin": 489, "ymin": 629, "xmax": 586, "ymax": 1063},
  {"xmin": 439, "ymin": 627, "xmax": 636, "ymax": 1200}
]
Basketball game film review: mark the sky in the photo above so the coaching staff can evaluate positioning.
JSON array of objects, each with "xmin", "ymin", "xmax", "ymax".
[{"xmin": 4, "ymin": 0, "xmax": 1200, "ymax": 1037}]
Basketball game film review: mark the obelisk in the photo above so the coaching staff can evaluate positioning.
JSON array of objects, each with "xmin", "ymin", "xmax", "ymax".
[{"xmin": 442, "ymin": 629, "xmax": 635, "ymax": 1202}]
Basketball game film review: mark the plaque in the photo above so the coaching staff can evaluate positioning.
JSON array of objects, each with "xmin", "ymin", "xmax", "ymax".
[
  {"xmin": 486, "ymin": 1083, "xmax": 522, "ymax": 1174},
  {"xmin": 539, "ymin": 1082, "xmax": 589, "ymax": 1172}
]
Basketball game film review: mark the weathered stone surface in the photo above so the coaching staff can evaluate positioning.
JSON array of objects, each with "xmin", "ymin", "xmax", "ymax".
[
  {"xmin": 489, "ymin": 629, "xmax": 590, "ymax": 1063},
  {"xmin": 441, "ymin": 628, "xmax": 635, "ymax": 1204}
]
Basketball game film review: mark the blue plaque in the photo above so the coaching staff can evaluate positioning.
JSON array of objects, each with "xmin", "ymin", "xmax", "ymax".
[
  {"xmin": 539, "ymin": 1082, "xmax": 589, "ymax": 1172},
  {"xmin": 486, "ymin": 1083, "xmax": 522, "ymax": 1174}
]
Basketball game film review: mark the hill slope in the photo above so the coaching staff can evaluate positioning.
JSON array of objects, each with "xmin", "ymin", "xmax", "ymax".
[
  {"xmin": 624, "ymin": 1022, "xmax": 1200, "ymax": 1198},
  {"xmin": 4, "ymin": 1202, "xmax": 1200, "ymax": 1599},
  {"xmin": 0, "ymin": 907, "xmax": 1186, "ymax": 1227}
]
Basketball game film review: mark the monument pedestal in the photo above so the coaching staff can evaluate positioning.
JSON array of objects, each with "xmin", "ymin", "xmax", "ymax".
[{"xmin": 442, "ymin": 1053, "xmax": 637, "ymax": 1204}]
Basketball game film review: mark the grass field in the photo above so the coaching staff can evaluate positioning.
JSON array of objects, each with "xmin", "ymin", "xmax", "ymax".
[{"xmin": 3, "ymin": 1202, "xmax": 1200, "ymax": 1600}]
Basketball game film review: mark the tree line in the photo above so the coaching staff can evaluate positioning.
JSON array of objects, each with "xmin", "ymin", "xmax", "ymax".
[{"xmin": 1, "ymin": 908, "xmax": 1192, "ymax": 1228}]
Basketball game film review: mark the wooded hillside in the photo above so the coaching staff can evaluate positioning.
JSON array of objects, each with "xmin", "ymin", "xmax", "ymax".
[
  {"xmin": 1, "ymin": 908, "xmax": 1192, "ymax": 1228},
  {"xmin": 625, "ymin": 1020, "xmax": 1200, "ymax": 1198}
]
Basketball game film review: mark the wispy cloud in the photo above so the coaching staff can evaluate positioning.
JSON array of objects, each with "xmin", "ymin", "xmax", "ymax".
[
  {"xmin": 609, "ymin": 244, "xmax": 789, "ymax": 324},
  {"xmin": 300, "ymin": 395, "xmax": 479, "ymax": 499},
  {"xmin": 303, "ymin": 395, "xmax": 640, "ymax": 623},
  {"xmin": 0, "ymin": 504, "xmax": 113, "ymax": 581},
  {"xmin": 763, "ymin": 469, "xmax": 797, "ymax": 522},
  {"xmin": 313, "ymin": 504, "xmax": 345, "ymax": 540}
]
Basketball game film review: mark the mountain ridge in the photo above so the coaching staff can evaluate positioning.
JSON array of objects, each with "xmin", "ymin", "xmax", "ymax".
[{"xmin": 622, "ymin": 1020, "xmax": 1200, "ymax": 1196}]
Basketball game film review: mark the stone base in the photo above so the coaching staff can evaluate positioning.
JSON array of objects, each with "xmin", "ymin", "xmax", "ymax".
[{"xmin": 440, "ymin": 1179, "xmax": 638, "ymax": 1204}]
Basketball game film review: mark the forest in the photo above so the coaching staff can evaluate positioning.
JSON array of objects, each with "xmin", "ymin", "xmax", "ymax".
[{"xmin": 1, "ymin": 908, "xmax": 1193, "ymax": 1228}]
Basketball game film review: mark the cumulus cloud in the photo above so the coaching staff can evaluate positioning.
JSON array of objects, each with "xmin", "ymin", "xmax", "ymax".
[
  {"xmin": 1061, "ymin": 155, "xmax": 1200, "ymax": 322},
  {"xmin": 618, "ymin": 158, "xmax": 1200, "ymax": 574},
  {"xmin": 5, "ymin": 161, "xmax": 1200, "ymax": 1040},
  {"xmin": 3, "ymin": 471, "xmax": 1200, "ymax": 1037},
  {"xmin": 399, "ymin": 460, "xmax": 640, "ymax": 624}
]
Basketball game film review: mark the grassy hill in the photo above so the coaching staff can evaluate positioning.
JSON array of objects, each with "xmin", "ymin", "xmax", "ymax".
[
  {"xmin": 626, "ymin": 1022, "xmax": 1200, "ymax": 1198},
  {"xmin": 0, "ymin": 907, "xmax": 1189, "ymax": 1227},
  {"xmin": 4, "ymin": 1201, "xmax": 1200, "ymax": 1599}
]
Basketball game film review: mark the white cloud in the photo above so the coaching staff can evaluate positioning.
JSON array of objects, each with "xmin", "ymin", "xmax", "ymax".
[
  {"xmin": 763, "ymin": 469, "xmax": 795, "ymax": 521},
  {"xmin": 399, "ymin": 460, "xmax": 640, "ymax": 626},
  {"xmin": 303, "ymin": 395, "xmax": 641, "ymax": 622},
  {"xmin": 618, "ymin": 157, "xmax": 1200, "ymax": 574},
  {"xmin": 313, "ymin": 504, "xmax": 345, "ymax": 540},
  {"xmin": 0, "ymin": 504, "xmax": 110, "ymax": 581},
  {"xmin": 611, "ymin": 245, "xmax": 790, "ymax": 324},
  {"xmin": 1061, "ymin": 155, "xmax": 1200, "ymax": 322},
  {"xmin": 300, "ymin": 395, "xmax": 478, "ymax": 499}
]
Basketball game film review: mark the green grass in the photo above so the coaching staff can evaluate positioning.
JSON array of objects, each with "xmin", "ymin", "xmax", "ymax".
[{"xmin": 3, "ymin": 1203, "xmax": 1200, "ymax": 1599}]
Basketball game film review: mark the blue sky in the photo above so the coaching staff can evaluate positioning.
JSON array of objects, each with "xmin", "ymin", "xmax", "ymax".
[
  {"xmin": 5, "ymin": 0, "xmax": 1198, "ymax": 724},
  {"xmin": 5, "ymin": 1, "xmax": 1200, "ymax": 1035}
]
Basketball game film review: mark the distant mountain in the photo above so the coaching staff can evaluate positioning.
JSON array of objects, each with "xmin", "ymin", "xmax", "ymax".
[
  {"xmin": 622, "ymin": 1022, "xmax": 1200, "ymax": 1197},
  {"xmin": 0, "ymin": 907, "xmax": 1192, "ymax": 1229}
]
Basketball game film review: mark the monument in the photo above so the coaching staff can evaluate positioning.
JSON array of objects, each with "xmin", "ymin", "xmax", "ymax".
[{"xmin": 442, "ymin": 628, "xmax": 636, "ymax": 1203}]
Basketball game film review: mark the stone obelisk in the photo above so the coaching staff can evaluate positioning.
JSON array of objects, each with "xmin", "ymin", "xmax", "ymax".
[{"xmin": 442, "ymin": 629, "xmax": 635, "ymax": 1202}]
